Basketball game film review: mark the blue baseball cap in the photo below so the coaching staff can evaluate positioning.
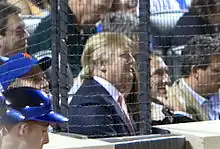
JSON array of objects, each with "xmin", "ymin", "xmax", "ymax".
[
  {"xmin": 3, "ymin": 87, "xmax": 68, "ymax": 123},
  {"xmin": 0, "ymin": 52, "xmax": 51, "ymax": 90},
  {"xmin": 0, "ymin": 83, "xmax": 25, "ymax": 124}
]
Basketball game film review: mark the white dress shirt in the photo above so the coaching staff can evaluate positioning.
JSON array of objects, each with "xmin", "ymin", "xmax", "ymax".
[
  {"xmin": 93, "ymin": 76, "xmax": 120, "ymax": 103},
  {"xmin": 181, "ymin": 78, "xmax": 220, "ymax": 120}
]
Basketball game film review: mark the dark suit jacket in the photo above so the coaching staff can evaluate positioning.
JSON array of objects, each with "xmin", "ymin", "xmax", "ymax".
[{"xmin": 68, "ymin": 78, "xmax": 134, "ymax": 138}]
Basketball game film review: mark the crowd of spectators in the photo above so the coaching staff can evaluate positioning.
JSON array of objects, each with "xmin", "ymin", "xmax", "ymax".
[{"xmin": 0, "ymin": 0, "xmax": 220, "ymax": 148}]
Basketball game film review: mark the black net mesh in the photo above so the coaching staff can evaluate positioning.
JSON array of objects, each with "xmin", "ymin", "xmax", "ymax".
[{"xmin": 2, "ymin": 0, "xmax": 219, "ymax": 141}]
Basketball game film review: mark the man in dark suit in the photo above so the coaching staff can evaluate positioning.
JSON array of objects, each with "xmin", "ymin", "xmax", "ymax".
[{"xmin": 68, "ymin": 32, "xmax": 136, "ymax": 138}]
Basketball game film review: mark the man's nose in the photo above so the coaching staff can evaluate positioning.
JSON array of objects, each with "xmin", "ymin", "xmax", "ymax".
[{"xmin": 162, "ymin": 73, "xmax": 171, "ymax": 85}]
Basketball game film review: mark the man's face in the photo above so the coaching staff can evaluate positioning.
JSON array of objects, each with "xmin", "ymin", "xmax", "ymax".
[
  {"xmin": 196, "ymin": 55, "xmax": 220, "ymax": 95},
  {"xmin": 1, "ymin": 14, "xmax": 28, "ymax": 56},
  {"xmin": 111, "ymin": 0, "xmax": 138, "ymax": 13},
  {"xmin": 69, "ymin": 0, "xmax": 113, "ymax": 24},
  {"xmin": 150, "ymin": 55, "xmax": 171, "ymax": 98},
  {"xmin": 104, "ymin": 48, "xmax": 135, "ymax": 93},
  {"xmin": 9, "ymin": 66, "xmax": 50, "ymax": 93},
  {"xmin": 24, "ymin": 121, "xmax": 49, "ymax": 149},
  {"xmin": 2, "ymin": 121, "xmax": 49, "ymax": 149}
]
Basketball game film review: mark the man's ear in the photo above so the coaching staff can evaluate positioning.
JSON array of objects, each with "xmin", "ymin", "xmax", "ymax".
[
  {"xmin": 191, "ymin": 65, "xmax": 199, "ymax": 80},
  {"xmin": 17, "ymin": 123, "xmax": 29, "ymax": 137}
]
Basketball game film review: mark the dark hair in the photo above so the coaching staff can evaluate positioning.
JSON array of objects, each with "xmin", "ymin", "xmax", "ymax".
[
  {"xmin": 99, "ymin": 11, "xmax": 139, "ymax": 42},
  {"xmin": 190, "ymin": 0, "xmax": 220, "ymax": 22},
  {"xmin": 0, "ymin": 2, "xmax": 21, "ymax": 36},
  {"xmin": 181, "ymin": 35, "xmax": 220, "ymax": 76}
]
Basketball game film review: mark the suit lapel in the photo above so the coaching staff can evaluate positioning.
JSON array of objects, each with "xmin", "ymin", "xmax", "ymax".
[
  {"xmin": 100, "ymin": 92, "xmax": 134, "ymax": 135},
  {"xmin": 176, "ymin": 79, "xmax": 210, "ymax": 121},
  {"xmin": 91, "ymin": 79, "xmax": 134, "ymax": 135}
]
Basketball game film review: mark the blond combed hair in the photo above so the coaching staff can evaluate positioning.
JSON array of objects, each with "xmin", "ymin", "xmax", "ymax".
[{"xmin": 81, "ymin": 32, "xmax": 134, "ymax": 78}]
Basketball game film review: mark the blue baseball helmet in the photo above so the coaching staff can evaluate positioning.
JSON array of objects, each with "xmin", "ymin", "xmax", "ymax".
[
  {"xmin": 3, "ymin": 87, "xmax": 68, "ymax": 123},
  {"xmin": 0, "ymin": 52, "xmax": 51, "ymax": 90},
  {"xmin": 0, "ymin": 84, "xmax": 25, "ymax": 124}
]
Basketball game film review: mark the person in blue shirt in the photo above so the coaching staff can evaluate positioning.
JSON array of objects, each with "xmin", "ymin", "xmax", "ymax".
[{"xmin": 167, "ymin": 36, "xmax": 220, "ymax": 121}]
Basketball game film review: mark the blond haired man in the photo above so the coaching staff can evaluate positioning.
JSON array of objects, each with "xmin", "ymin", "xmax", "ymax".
[{"xmin": 68, "ymin": 32, "xmax": 136, "ymax": 138}]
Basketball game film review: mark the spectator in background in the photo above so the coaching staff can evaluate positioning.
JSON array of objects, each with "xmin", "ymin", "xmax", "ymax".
[
  {"xmin": 150, "ymin": 52, "xmax": 193, "ymax": 124},
  {"xmin": 68, "ymin": 32, "xmax": 136, "ymax": 138},
  {"xmin": 28, "ymin": 0, "xmax": 113, "ymax": 76},
  {"xmin": 167, "ymin": 36, "xmax": 220, "ymax": 121},
  {"xmin": 27, "ymin": 0, "xmax": 138, "ymax": 76},
  {"xmin": 96, "ymin": 11, "xmax": 139, "ymax": 50},
  {"xmin": 31, "ymin": 0, "xmax": 51, "ymax": 10},
  {"xmin": 0, "ymin": 3, "xmax": 29, "ymax": 57},
  {"xmin": 1, "ymin": 87, "xmax": 68, "ymax": 149},
  {"xmin": 150, "ymin": 53, "xmax": 172, "ymax": 123},
  {"xmin": 0, "ymin": 52, "xmax": 51, "ymax": 93},
  {"xmin": 6, "ymin": 0, "xmax": 47, "ymax": 16},
  {"xmin": 111, "ymin": 0, "xmax": 137, "ymax": 13},
  {"xmin": 172, "ymin": 0, "xmax": 220, "ymax": 47}
]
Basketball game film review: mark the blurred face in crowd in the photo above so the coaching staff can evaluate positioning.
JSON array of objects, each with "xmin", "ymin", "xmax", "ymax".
[
  {"xmin": 8, "ymin": 66, "xmax": 50, "ymax": 94},
  {"xmin": 194, "ymin": 54, "xmax": 220, "ymax": 95},
  {"xmin": 0, "ymin": 14, "xmax": 28, "ymax": 56},
  {"xmin": 98, "ymin": 48, "xmax": 135, "ymax": 94},
  {"xmin": 150, "ymin": 55, "xmax": 171, "ymax": 99},
  {"xmin": 1, "ymin": 121, "xmax": 49, "ymax": 149},
  {"xmin": 111, "ymin": 0, "xmax": 138, "ymax": 13},
  {"xmin": 68, "ymin": 0, "xmax": 114, "ymax": 24}
]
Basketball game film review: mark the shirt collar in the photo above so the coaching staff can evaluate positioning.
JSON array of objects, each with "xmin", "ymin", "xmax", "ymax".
[
  {"xmin": 181, "ymin": 78, "xmax": 207, "ymax": 105},
  {"xmin": 93, "ymin": 76, "xmax": 120, "ymax": 102}
]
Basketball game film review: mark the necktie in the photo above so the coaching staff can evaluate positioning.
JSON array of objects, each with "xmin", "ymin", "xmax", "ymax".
[{"xmin": 118, "ymin": 94, "xmax": 134, "ymax": 134}]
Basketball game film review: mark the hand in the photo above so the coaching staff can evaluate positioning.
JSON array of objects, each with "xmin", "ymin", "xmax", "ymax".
[
  {"xmin": 165, "ymin": 86, "xmax": 186, "ymax": 112},
  {"xmin": 151, "ymin": 86, "xmax": 186, "ymax": 112}
]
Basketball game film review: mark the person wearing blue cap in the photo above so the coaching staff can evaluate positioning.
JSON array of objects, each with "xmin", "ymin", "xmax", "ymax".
[
  {"xmin": 1, "ymin": 87, "xmax": 68, "ymax": 149},
  {"xmin": 0, "ymin": 52, "xmax": 51, "ymax": 93}
]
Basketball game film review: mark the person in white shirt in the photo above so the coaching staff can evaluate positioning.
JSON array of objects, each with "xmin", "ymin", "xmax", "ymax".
[{"xmin": 167, "ymin": 36, "xmax": 220, "ymax": 121}]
